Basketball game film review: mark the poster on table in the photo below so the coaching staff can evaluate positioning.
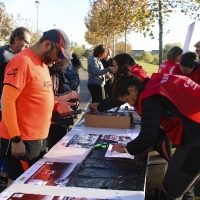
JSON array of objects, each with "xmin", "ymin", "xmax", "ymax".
[
  {"xmin": 53, "ymin": 131, "xmax": 99, "ymax": 148},
  {"xmin": 65, "ymin": 133, "xmax": 99, "ymax": 148},
  {"xmin": 0, "ymin": 192, "xmax": 121, "ymax": 200},
  {"xmin": 94, "ymin": 134, "xmax": 134, "ymax": 159},
  {"xmin": 14, "ymin": 160, "xmax": 78, "ymax": 187}
]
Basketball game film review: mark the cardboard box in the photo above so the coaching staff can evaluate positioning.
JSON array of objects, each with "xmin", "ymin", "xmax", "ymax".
[
  {"xmin": 146, "ymin": 151, "xmax": 168, "ymax": 190},
  {"xmin": 84, "ymin": 113, "xmax": 130, "ymax": 129}
]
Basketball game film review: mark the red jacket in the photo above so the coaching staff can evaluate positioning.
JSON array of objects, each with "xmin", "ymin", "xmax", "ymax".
[
  {"xmin": 170, "ymin": 65, "xmax": 200, "ymax": 84},
  {"xmin": 130, "ymin": 64, "xmax": 150, "ymax": 80},
  {"xmin": 137, "ymin": 73, "xmax": 200, "ymax": 145},
  {"xmin": 158, "ymin": 60, "xmax": 179, "ymax": 74}
]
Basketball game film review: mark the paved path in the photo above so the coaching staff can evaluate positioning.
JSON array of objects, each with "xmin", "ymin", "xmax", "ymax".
[{"xmin": 74, "ymin": 67, "xmax": 91, "ymax": 125}]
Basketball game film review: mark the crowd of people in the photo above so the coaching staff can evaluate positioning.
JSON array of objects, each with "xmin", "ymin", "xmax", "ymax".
[
  {"xmin": 88, "ymin": 43, "xmax": 200, "ymax": 199},
  {"xmin": 0, "ymin": 25, "xmax": 200, "ymax": 200}
]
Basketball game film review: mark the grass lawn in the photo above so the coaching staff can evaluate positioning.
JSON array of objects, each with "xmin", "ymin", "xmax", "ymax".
[
  {"xmin": 82, "ymin": 60, "xmax": 87, "ymax": 70},
  {"xmin": 81, "ymin": 59, "xmax": 158, "ymax": 75},
  {"xmin": 136, "ymin": 60, "xmax": 158, "ymax": 75}
]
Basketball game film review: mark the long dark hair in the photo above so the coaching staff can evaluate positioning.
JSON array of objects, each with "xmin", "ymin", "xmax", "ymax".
[
  {"xmin": 113, "ymin": 53, "xmax": 136, "ymax": 79},
  {"xmin": 72, "ymin": 53, "xmax": 82, "ymax": 68},
  {"xmin": 113, "ymin": 75, "xmax": 141, "ymax": 99},
  {"xmin": 180, "ymin": 52, "xmax": 198, "ymax": 68},
  {"xmin": 93, "ymin": 44, "xmax": 106, "ymax": 57}
]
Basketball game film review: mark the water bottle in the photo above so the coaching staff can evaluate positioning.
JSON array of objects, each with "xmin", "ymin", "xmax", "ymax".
[
  {"xmin": 123, "ymin": 106, "xmax": 134, "ymax": 124},
  {"xmin": 123, "ymin": 106, "xmax": 129, "ymax": 117}
]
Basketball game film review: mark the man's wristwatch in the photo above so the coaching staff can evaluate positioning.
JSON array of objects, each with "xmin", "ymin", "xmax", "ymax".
[{"xmin": 11, "ymin": 136, "xmax": 21, "ymax": 143}]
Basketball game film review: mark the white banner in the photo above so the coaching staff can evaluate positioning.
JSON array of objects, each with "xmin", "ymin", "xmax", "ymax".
[{"xmin": 183, "ymin": 22, "xmax": 195, "ymax": 53}]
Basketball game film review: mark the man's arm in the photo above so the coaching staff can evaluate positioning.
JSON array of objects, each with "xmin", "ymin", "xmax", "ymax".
[{"xmin": 1, "ymin": 84, "xmax": 25, "ymax": 157}]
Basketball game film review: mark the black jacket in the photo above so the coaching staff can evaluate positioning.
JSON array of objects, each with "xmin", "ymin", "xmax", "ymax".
[
  {"xmin": 0, "ymin": 45, "xmax": 16, "ymax": 119},
  {"xmin": 0, "ymin": 45, "xmax": 16, "ymax": 97}
]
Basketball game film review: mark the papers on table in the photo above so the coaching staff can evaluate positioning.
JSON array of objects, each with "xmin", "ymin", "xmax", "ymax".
[
  {"xmin": 126, "ymin": 129, "xmax": 140, "ymax": 140},
  {"xmin": 65, "ymin": 132, "xmax": 99, "ymax": 148},
  {"xmin": 0, "ymin": 191, "xmax": 122, "ymax": 200},
  {"xmin": 105, "ymin": 144, "xmax": 134, "ymax": 159},
  {"xmin": 0, "ymin": 192, "xmax": 65, "ymax": 200},
  {"xmin": 103, "ymin": 128, "xmax": 140, "ymax": 160},
  {"xmin": 14, "ymin": 160, "xmax": 78, "ymax": 187}
]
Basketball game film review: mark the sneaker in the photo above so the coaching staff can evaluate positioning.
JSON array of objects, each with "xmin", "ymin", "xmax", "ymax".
[{"xmin": 0, "ymin": 176, "xmax": 8, "ymax": 185}]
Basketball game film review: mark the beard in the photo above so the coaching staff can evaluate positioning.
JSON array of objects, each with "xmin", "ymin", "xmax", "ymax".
[
  {"xmin": 44, "ymin": 48, "xmax": 55, "ymax": 65},
  {"xmin": 50, "ymin": 58, "xmax": 70, "ymax": 72}
]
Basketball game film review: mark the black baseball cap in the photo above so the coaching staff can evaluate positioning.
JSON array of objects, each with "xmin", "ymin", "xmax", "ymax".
[{"xmin": 43, "ymin": 29, "xmax": 72, "ymax": 59}]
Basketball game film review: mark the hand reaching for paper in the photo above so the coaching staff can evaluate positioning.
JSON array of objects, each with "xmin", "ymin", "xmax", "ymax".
[
  {"xmin": 111, "ymin": 143, "xmax": 126, "ymax": 153},
  {"xmin": 88, "ymin": 103, "xmax": 99, "ymax": 111}
]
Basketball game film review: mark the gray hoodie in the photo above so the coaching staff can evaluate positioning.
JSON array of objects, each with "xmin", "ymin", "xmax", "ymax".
[{"xmin": 87, "ymin": 55, "xmax": 110, "ymax": 86}]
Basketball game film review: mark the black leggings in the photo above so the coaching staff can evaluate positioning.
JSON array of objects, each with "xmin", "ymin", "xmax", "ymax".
[
  {"xmin": 47, "ymin": 124, "xmax": 67, "ymax": 150},
  {"xmin": 88, "ymin": 84, "xmax": 105, "ymax": 103},
  {"xmin": 160, "ymin": 143, "xmax": 200, "ymax": 199}
]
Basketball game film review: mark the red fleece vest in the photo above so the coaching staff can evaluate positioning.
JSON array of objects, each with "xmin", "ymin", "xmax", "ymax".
[{"xmin": 137, "ymin": 73, "xmax": 200, "ymax": 145}]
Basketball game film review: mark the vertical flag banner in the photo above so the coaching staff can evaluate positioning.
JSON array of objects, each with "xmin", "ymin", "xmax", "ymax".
[{"xmin": 183, "ymin": 22, "xmax": 195, "ymax": 53}]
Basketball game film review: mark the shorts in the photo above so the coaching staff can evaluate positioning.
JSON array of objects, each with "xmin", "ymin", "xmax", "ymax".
[{"xmin": 1, "ymin": 138, "xmax": 46, "ymax": 180}]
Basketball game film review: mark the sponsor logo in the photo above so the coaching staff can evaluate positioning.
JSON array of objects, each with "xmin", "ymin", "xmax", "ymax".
[
  {"xmin": 7, "ymin": 68, "xmax": 18, "ymax": 77},
  {"xmin": 43, "ymin": 81, "xmax": 52, "ymax": 88},
  {"xmin": 184, "ymin": 78, "xmax": 198, "ymax": 90},
  {"xmin": 161, "ymin": 73, "xmax": 169, "ymax": 83}
]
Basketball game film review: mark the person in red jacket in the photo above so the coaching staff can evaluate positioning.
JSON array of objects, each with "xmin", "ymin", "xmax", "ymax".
[
  {"xmin": 158, "ymin": 46, "xmax": 183, "ymax": 74},
  {"xmin": 170, "ymin": 52, "xmax": 200, "ymax": 84},
  {"xmin": 112, "ymin": 73, "xmax": 200, "ymax": 199},
  {"xmin": 112, "ymin": 53, "xmax": 150, "ymax": 80}
]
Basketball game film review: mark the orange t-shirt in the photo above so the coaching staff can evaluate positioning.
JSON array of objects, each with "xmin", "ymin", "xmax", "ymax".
[{"xmin": 0, "ymin": 48, "xmax": 54, "ymax": 140}]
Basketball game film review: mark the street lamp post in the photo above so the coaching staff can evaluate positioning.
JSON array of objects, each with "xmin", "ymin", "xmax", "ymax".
[
  {"xmin": 35, "ymin": 1, "xmax": 39, "ymax": 37},
  {"xmin": 71, "ymin": 34, "xmax": 73, "ymax": 47}
]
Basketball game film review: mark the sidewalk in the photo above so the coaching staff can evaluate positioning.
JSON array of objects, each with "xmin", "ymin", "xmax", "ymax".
[{"xmin": 74, "ymin": 67, "xmax": 91, "ymax": 125}]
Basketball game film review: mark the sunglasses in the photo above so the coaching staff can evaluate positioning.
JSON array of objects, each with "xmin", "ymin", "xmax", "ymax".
[
  {"xmin": 51, "ymin": 41, "xmax": 64, "ymax": 59},
  {"xmin": 195, "ymin": 49, "xmax": 200, "ymax": 53},
  {"xmin": 18, "ymin": 35, "xmax": 30, "ymax": 46}
]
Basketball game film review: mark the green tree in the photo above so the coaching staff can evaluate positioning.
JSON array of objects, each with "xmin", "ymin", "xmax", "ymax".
[
  {"xmin": 72, "ymin": 44, "xmax": 87, "ymax": 58},
  {"xmin": 135, "ymin": 0, "xmax": 200, "ymax": 64},
  {"xmin": 135, "ymin": 53, "xmax": 143, "ymax": 61},
  {"xmin": 141, "ymin": 52, "xmax": 154, "ymax": 63},
  {"xmin": 0, "ymin": 2, "xmax": 15, "ymax": 44},
  {"xmin": 84, "ymin": 0, "xmax": 151, "ymax": 54},
  {"xmin": 115, "ymin": 40, "xmax": 132, "ymax": 54},
  {"xmin": 0, "ymin": 2, "xmax": 41, "ymax": 45},
  {"xmin": 152, "ymin": 54, "xmax": 159, "ymax": 65}
]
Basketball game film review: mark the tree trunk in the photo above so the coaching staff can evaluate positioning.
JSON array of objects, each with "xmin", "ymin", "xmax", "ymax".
[
  {"xmin": 124, "ymin": 28, "xmax": 127, "ymax": 53},
  {"xmin": 105, "ymin": 32, "xmax": 109, "ymax": 46},
  {"xmin": 158, "ymin": 0, "xmax": 163, "ymax": 65},
  {"xmin": 112, "ymin": 31, "xmax": 115, "ymax": 56}
]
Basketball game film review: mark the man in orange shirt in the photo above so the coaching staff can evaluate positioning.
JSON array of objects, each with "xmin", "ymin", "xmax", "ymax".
[
  {"xmin": 0, "ymin": 27, "xmax": 30, "ymax": 185},
  {"xmin": 0, "ymin": 29, "xmax": 72, "ymax": 185}
]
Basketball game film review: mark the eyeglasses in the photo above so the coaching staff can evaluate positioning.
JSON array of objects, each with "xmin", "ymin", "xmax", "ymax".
[
  {"xmin": 51, "ymin": 41, "xmax": 64, "ymax": 59},
  {"xmin": 195, "ymin": 49, "xmax": 200, "ymax": 53},
  {"xmin": 18, "ymin": 35, "xmax": 30, "ymax": 46}
]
